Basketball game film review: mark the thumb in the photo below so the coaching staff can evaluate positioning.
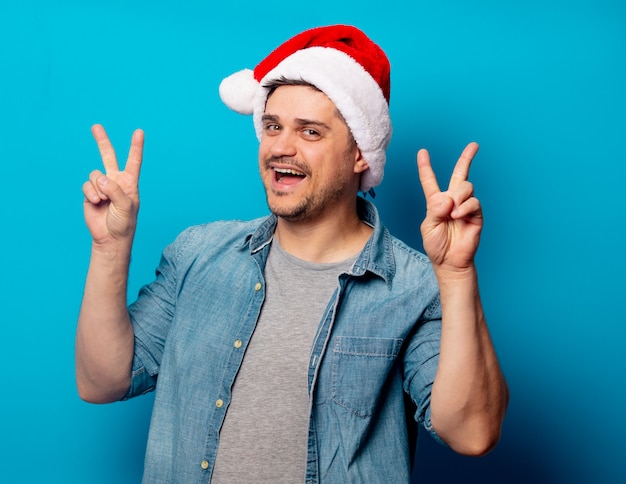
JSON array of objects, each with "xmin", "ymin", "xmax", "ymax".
[
  {"xmin": 426, "ymin": 194, "xmax": 454, "ymax": 224},
  {"xmin": 97, "ymin": 176, "xmax": 133, "ymax": 213}
]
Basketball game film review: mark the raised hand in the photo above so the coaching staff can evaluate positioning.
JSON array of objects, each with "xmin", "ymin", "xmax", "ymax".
[
  {"xmin": 82, "ymin": 124, "xmax": 144, "ymax": 246},
  {"xmin": 417, "ymin": 142, "xmax": 483, "ymax": 273}
]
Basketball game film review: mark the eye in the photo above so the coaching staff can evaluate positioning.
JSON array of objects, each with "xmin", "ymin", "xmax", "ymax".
[
  {"xmin": 302, "ymin": 128, "xmax": 321, "ymax": 139},
  {"xmin": 263, "ymin": 123, "xmax": 281, "ymax": 135}
]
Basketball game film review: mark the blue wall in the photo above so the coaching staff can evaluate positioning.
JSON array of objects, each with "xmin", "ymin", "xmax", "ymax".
[{"xmin": 1, "ymin": 1, "xmax": 624, "ymax": 482}]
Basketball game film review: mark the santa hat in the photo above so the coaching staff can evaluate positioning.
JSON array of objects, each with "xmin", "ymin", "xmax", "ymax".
[{"xmin": 219, "ymin": 25, "xmax": 392, "ymax": 194}]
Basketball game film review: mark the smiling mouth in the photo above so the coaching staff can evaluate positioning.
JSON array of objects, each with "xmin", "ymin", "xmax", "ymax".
[{"xmin": 273, "ymin": 167, "xmax": 306, "ymax": 185}]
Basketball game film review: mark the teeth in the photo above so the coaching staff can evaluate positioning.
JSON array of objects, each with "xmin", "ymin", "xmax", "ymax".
[{"xmin": 274, "ymin": 168, "xmax": 304, "ymax": 176}]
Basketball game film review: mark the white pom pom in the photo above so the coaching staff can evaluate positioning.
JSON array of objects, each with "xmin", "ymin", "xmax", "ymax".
[{"xmin": 218, "ymin": 68, "xmax": 259, "ymax": 115}]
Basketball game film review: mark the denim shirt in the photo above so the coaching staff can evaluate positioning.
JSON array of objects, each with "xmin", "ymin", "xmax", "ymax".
[{"xmin": 125, "ymin": 198, "xmax": 443, "ymax": 483}]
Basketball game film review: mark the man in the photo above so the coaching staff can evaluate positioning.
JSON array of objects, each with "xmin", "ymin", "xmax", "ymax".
[{"xmin": 76, "ymin": 25, "xmax": 508, "ymax": 483}]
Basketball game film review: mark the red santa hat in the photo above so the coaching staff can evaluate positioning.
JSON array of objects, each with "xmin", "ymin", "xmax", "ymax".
[{"xmin": 219, "ymin": 25, "xmax": 392, "ymax": 194}]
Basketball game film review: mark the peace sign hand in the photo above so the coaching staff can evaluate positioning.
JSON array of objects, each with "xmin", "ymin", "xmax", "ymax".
[
  {"xmin": 82, "ymin": 124, "xmax": 144, "ymax": 247},
  {"xmin": 417, "ymin": 142, "xmax": 483, "ymax": 275}
]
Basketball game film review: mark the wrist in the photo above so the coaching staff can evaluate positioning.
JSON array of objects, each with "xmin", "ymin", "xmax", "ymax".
[
  {"xmin": 433, "ymin": 264, "xmax": 478, "ymax": 283},
  {"xmin": 90, "ymin": 239, "xmax": 133, "ymax": 265}
]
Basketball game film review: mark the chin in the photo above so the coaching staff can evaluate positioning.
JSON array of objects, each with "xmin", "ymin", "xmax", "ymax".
[
  {"xmin": 266, "ymin": 194, "xmax": 312, "ymax": 222},
  {"xmin": 268, "ymin": 203, "xmax": 308, "ymax": 222}
]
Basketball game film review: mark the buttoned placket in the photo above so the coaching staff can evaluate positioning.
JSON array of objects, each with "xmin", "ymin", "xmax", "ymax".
[{"xmin": 199, "ymin": 266, "xmax": 267, "ymax": 479}]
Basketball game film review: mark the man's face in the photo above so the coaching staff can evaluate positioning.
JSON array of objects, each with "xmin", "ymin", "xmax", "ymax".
[{"xmin": 258, "ymin": 85, "xmax": 367, "ymax": 223}]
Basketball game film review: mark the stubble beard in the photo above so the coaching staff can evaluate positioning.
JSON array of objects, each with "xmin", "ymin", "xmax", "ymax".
[{"xmin": 262, "ymin": 158, "xmax": 350, "ymax": 224}]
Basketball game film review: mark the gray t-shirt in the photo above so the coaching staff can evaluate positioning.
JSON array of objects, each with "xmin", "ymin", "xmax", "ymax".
[{"xmin": 211, "ymin": 239, "xmax": 357, "ymax": 483}]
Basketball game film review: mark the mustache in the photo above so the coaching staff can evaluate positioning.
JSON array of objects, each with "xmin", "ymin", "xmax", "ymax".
[{"xmin": 263, "ymin": 156, "xmax": 311, "ymax": 177}]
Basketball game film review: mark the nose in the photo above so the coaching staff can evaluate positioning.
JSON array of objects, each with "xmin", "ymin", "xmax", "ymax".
[{"xmin": 269, "ymin": 130, "xmax": 297, "ymax": 158}]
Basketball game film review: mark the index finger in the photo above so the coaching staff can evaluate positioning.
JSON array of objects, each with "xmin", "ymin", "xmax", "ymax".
[
  {"xmin": 447, "ymin": 142, "xmax": 479, "ymax": 192},
  {"xmin": 91, "ymin": 124, "xmax": 119, "ymax": 174},
  {"xmin": 417, "ymin": 148, "xmax": 441, "ymax": 199}
]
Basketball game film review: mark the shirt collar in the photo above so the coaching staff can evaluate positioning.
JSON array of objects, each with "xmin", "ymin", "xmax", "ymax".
[
  {"xmin": 351, "ymin": 197, "xmax": 395, "ymax": 283},
  {"xmin": 246, "ymin": 197, "xmax": 395, "ymax": 283}
]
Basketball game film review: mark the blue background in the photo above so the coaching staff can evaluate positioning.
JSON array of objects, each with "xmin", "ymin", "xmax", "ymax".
[{"xmin": 1, "ymin": 0, "xmax": 624, "ymax": 482}]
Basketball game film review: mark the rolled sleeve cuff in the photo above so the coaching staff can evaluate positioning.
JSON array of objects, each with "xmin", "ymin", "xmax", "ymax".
[
  {"xmin": 121, "ymin": 327, "xmax": 160, "ymax": 400},
  {"xmin": 422, "ymin": 406, "xmax": 449, "ymax": 448}
]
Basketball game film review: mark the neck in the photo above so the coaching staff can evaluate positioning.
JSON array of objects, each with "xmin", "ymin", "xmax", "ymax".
[{"xmin": 274, "ymin": 200, "xmax": 372, "ymax": 263}]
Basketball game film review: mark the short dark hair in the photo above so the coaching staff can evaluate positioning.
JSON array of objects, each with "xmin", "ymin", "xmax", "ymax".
[{"xmin": 263, "ymin": 76, "xmax": 319, "ymax": 97}]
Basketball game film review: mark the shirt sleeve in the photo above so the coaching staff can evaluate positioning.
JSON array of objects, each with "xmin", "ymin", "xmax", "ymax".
[
  {"xmin": 402, "ymin": 292, "xmax": 449, "ymax": 447},
  {"xmin": 122, "ymin": 228, "xmax": 190, "ymax": 400}
]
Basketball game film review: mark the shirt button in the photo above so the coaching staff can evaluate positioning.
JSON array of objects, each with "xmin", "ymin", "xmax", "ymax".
[
  {"xmin": 201, "ymin": 460, "xmax": 209, "ymax": 470},
  {"xmin": 215, "ymin": 399, "xmax": 224, "ymax": 408},
  {"xmin": 254, "ymin": 282, "xmax": 262, "ymax": 291},
  {"xmin": 234, "ymin": 340, "xmax": 243, "ymax": 349}
]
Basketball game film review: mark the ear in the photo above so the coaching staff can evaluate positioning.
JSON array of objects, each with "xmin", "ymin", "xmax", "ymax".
[{"xmin": 353, "ymin": 148, "xmax": 369, "ymax": 174}]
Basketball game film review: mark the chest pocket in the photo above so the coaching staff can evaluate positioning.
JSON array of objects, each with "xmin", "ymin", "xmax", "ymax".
[{"xmin": 331, "ymin": 336, "xmax": 403, "ymax": 418}]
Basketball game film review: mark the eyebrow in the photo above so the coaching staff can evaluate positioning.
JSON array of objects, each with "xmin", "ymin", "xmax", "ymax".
[
  {"xmin": 261, "ymin": 114, "xmax": 332, "ymax": 131},
  {"xmin": 261, "ymin": 114, "xmax": 279, "ymax": 123}
]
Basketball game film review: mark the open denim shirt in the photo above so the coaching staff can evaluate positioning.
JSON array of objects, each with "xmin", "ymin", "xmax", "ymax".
[{"xmin": 125, "ymin": 198, "xmax": 444, "ymax": 483}]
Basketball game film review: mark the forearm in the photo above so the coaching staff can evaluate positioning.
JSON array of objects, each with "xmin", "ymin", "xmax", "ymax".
[
  {"xmin": 430, "ymin": 267, "xmax": 509, "ymax": 455},
  {"xmin": 75, "ymin": 243, "xmax": 135, "ymax": 403}
]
